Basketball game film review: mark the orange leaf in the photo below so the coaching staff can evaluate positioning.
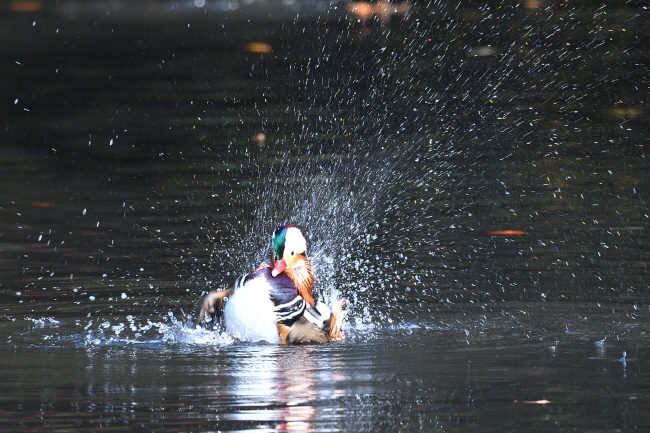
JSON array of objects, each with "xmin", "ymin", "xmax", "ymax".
[{"xmin": 487, "ymin": 230, "xmax": 527, "ymax": 235}]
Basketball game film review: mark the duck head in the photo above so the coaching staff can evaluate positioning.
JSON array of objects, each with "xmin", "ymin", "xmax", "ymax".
[{"xmin": 271, "ymin": 225, "xmax": 307, "ymax": 277}]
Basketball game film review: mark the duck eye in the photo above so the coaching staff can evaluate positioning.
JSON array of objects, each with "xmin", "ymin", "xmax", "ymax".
[{"xmin": 291, "ymin": 251, "xmax": 295, "ymax": 256}]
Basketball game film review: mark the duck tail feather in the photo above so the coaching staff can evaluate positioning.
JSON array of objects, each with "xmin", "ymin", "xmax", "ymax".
[{"xmin": 328, "ymin": 298, "xmax": 346, "ymax": 339}]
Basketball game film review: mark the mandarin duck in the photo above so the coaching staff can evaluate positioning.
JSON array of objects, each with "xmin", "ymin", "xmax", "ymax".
[{"xmin": 197, "ymin": 225, "xmax": 344, "ymax": 344}]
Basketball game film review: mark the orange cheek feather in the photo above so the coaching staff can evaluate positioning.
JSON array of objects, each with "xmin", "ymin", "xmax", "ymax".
[{"xmin": 292, "ymin": 255, "xmax": 316, "ymax": 306}]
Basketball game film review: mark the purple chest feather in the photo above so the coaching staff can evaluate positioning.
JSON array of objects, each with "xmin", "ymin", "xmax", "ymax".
[{"xmin": 241, "ymin": 267, "xmax": 299, "ymax": 306}]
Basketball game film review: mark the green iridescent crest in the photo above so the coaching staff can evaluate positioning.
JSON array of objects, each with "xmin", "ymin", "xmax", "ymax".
[{"xmin": 272, "ymin": 226, "xmax": 287, "ymax": 259}]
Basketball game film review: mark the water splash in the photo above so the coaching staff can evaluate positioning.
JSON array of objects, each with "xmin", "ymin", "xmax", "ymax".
[
  {"xmin": 76, "ymin": 312, "xmax": 462, "ymax": 348},
  {"xmin": 25, "ymin": 317, "xmax": 61, "ymax": 328},
  {"xmin": 213, "ymin": 136, "xmax": 462, "ymax": 331},
  {"xmin": 81, "ymin": 312, "xmax": 233, "ymax": 348},
  {"xmin": 67, "ymin": 312, "xmax": 397, "ymax": 348},
  {"xmin": 192, "ymin": 8, "xmax": 486, "ymax": 334}
]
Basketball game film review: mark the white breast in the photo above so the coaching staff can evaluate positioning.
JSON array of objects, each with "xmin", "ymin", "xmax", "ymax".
[{"xmin": 223, "ymin": 276, "xmax": 279, "ymax": 344}]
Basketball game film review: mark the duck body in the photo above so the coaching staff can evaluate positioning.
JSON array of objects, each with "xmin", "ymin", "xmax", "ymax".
[
  {"xmin": 223, "ymin": 266, "xmax": 300, "ymax": 344},
  {"xmin": 197, "ymin": 225, "xmax": 344, "ymax": 344}
]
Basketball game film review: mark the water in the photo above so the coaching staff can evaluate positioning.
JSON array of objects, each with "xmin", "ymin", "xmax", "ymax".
[
  {"xmin": 1, "ymin": 1, "xmax": 650, "ymax": 431},
  {"xmin": 4, "ymin": 312, "xmax": 649, "ymax": 431}
]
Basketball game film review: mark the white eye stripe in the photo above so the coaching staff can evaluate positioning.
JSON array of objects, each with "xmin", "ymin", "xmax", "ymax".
[{"xmin": 284, "ymin": 227, "xmax": 306, "ymax": 255}]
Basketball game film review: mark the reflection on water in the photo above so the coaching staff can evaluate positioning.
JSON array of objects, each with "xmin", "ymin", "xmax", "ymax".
[{"xmin": 220, "ymin": 345, "xmax": 349, "ymax": 430}]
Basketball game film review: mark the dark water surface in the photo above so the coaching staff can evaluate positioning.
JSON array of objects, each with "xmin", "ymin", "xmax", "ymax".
[{"xmin": 1, "ymin": 0, "xmax": 650, "ymax": 431}]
